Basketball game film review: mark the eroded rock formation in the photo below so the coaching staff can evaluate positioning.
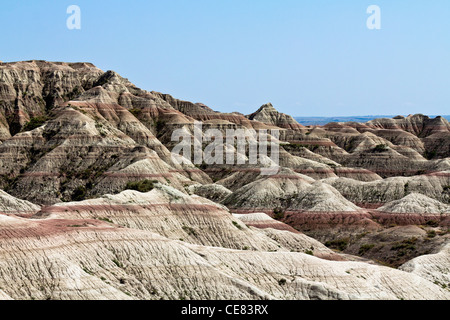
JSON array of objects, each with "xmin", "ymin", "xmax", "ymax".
[{"xmin": 0, "ymin": 60, "xmax": 449, "ymax": 300}]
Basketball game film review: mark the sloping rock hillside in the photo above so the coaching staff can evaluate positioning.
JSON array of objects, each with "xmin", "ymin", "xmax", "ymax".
[{"xmin": 0, "ymin": 60, "xmax": 449, "ymax": 300}]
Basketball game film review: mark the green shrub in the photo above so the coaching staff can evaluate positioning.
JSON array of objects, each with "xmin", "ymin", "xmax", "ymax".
[
  {"xmin": 112, "ymin": 259, "xmax": 123, "ymax": 268},
  {"xmin": 391, "ymin": 237, "xmax": 417, "ymax": 255},
  {"xmin": 325, "ymin": 238, "xmax": 350, "ymax": 251},
  {"xmin": 404, "ymin": 182, "xmax": 410, "ymax": 194},
  {"xmin": 426, "ymin": 220, "xmax": 440, "ymax": 227},
  {"xmin": 71, "ymin": 186, "xmax": 87, "ymax": 201},
  {"xmin": 125, "ymin": 179, "xmax": 157, "ymax": 193},
  {"xmin": 182, "ymin": 226, "xmax": 197, "ymax": 237},
  {"xmin": 232, "ymin": 221, "xmax": 243, "ymax": 230},
  {"xmin": 358, "ymin": 244, "xmax": 375, "ymax": 255},
  {"xmin": 427, "ymin": 230, "xmax": 437, "ymax": 238},
  {"xmin": 308, "ymin": 145, "xmax": 320, "ymax": 152},
  {"xmin": 273, "ymin": 207, "xmax": 285, "ymax": 220},
  {"xmin": 22, "ymin": 116, "xmax": 48, "ymax": 131},
  {"xmin": 98, "ymin": 217, "xmax": 114, "ymax": 224},
  {"xmin": 155, "ymin": 120, "xmax": 165, "ymax": 132},
  {"xmin": 373, "ymin": 144, "xmax": 388, "ymax": 152},
  {"xmin": 424, "ymin": 150, "xmax": 437, "ymax": 160},
  {"xmin": 129, "ymin": 108, "xmax": 142, "ymax": 118},
  {"xmin": 282, "ymin": 143, "xmax": 306, "ymax": 151}
]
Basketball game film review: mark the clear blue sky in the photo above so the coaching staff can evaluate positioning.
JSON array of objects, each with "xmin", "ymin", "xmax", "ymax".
[{"xmin": 1, "ymin": 0, "xmax": 449, "ymax": 116}]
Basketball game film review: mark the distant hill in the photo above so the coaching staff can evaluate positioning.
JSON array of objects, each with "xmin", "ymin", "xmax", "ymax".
[{"xmin": 295, "ymin": 115, "xmax": 450, "ymax": 126}]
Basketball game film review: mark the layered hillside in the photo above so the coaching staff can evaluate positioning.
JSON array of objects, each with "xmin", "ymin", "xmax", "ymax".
[
  {"xmin": 0, "ymin": 186, "xmax": 448, "ymax": 300},
  {"xmin": 0, "ymin": 60, "xmax": 449, "ymax": 300},
  {"xmin": 377, "ymin": 193, "xmax": 450, "ymax": 215}
]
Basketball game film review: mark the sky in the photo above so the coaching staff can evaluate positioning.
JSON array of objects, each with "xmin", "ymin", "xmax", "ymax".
[{"xmin": 0, "ymin": 0, "xmax": 449, "ymax": 116}]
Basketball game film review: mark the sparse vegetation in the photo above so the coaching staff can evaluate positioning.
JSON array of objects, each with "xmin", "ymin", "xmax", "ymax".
[
  {"xmin": 325, "ymin": 238, "xmax": 350, "ymax": 251},
  {"xmin": 71, "ymin": 186, "xmax": 87, "ymax": 201},
  {"xmin": 125, "ymin": 179, "xmax": 157, "ymax": 193},
  {"xmin": 65, "ymin": 86, "xmax": 83, "ymax": 100},
  {"xmin": 426, "ymin": 230, "xmax": 437, "ymax": 238},
  {"xmin": 195, "ymin": 162, "xmax": 209, "ymax": 170},
  {"xmin": 150, "ymin": 288, "xmax": 158, "ymax": 295},
  {"xmin": 2, "ymin": 174, "xmax": 19, "ymax": 192},
  {"xmin": 391, "ymin": 237, "xmax": 417, "ymax": 256},
  {"xmin": 154, "ymin": 120, "xmax": 165, "ymax": 132},
  {"xmin": 129, "ymin": 108, "xmax": 142, "ymax": 118},
  {"xmin": 232, "ymin": 221, "xmax": 243, "ymax": 230},
  {"xmin": 95, "ymin": 122, "xmax": 107, "ymax": 137},
  {"xmin": 2, "ymin": 61, "xmax": 450, "ymax": 300},
  {"xmin": 358, "ymin": 244, "xmax": 375, "ymax": 255},
  {"xmin": 82, "ymin": 267, "xmax": 93, "ymax": 275},
  {"xmin": 426, "ymin": 220, "xmax": 440, "ymax": 227},
  {"xmin": 97, "ymin": 217, "xmax": 114, "ymax": 224},
  {"xmin": 182, "ymin": 226, "xmax": 197, "ymax": 237},
  {"xmin": 373, "ymin": 144, "xmax": 388, "ymax": 152},
  {"xmin": 22, "ymin": 116, "xmax": 48, "ymax": 131},
  {"xmin": 112, "ymin": 259, "xmax": 123, "ymax": 268},
  {"xmin": 404, "ymin": 182, "xmax": 410, "ymax": 194},
  {"xmin": 424, "ymin": 150, "xmax": 437, "ymax": 160},
  {"xmin": 273, "ymin": 207, "xmax": 285, "ymax": 220},
  {"xmin": 282, "ymin": 143, "xmax": 320, "ymax": 152},
  {"xmin": 308, "ymin": 144, "xmax": 320, "ymax": 152}
]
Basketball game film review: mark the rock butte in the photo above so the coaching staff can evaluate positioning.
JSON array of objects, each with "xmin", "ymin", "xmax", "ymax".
[{"xmin": 0, "ymin": 60, "xmax": 448, "ymax": 300}]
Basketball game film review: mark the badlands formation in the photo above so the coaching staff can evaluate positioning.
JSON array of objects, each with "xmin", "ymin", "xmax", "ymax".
[{"xmin": 0, "ymin": 60, "xmax": 448, "ymax": 300}]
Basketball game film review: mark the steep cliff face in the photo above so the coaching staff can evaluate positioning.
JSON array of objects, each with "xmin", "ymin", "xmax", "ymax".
[
  {"xmin": 0, "ymin": 103, "xmax": 209, "ymax": 204},
  {"xmin": 0, "ymin": 61, "xmax": 103, "ymax": 137},
  {"xmin": 0, "ymin": 62, "xmax": 213, "ymax": 204}
]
